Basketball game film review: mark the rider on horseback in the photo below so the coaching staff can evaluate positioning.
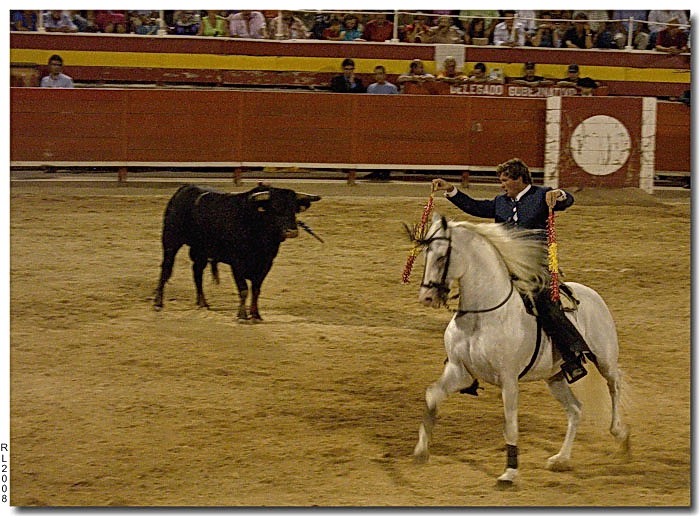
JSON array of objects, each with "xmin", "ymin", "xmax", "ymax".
[{"xmin": 432, "ymin": 158, "xmax": 588, "ymax": 383}]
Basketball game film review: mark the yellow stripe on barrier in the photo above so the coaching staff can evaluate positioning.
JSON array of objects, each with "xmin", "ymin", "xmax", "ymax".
[{"xmin": 11, "ymin": 49, "xmax": 689, "ymax": 84}]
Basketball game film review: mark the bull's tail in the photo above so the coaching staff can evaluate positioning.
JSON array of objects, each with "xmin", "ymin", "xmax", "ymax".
[{"xmin": 210, "ymin": 260, "xmax": 220, "ymax": 284}]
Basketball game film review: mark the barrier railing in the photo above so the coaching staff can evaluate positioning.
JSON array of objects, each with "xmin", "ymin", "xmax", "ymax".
[{"xmin": 21, "ymin": 10, "xmax": 691, "ymax": 51}]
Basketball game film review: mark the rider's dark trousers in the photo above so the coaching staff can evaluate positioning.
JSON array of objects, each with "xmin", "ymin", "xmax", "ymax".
[{"xmin": 534, "ymin": 289, "xmax": 588, "ymax": 360}]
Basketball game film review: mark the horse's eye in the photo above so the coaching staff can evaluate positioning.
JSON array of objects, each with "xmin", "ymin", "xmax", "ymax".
[{"xmin": 436, "ymin": 255, "xmax": 447, "ymax": 265}]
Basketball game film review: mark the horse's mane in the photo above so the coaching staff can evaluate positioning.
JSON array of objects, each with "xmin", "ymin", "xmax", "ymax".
[{"xmin": 451, "ymin": 220, "xmax": 549, "ymax": 295}]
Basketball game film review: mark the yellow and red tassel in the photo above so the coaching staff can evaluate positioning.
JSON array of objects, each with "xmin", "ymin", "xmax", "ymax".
[
  {"xmin": 547, "ymin": 208, "xmax": 560, "ymax": 302},
  {"xmin": 402, "ymin": 188, "xmax": 435, "ymax": 284}
]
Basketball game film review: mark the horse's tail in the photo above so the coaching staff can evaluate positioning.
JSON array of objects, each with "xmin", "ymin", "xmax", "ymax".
[{"xmin": 616, "ymin": 368, "xmax": 634, "ymax": 416}]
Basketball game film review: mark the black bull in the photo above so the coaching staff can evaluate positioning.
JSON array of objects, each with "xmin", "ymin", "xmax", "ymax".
[{"xmin": 154, "ymin": 184, "xmax": 321, "ymax": 320}]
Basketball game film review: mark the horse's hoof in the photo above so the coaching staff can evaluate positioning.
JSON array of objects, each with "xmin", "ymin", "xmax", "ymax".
[
  {"xmin": 496, "ymin": 468, "xmax": 519, "ymax": 487},
  {"xmin": 153, "ymin": 304, "xmax": 163, "ymax": 311},
  {"xmin": 546, "ymin": 456, "xmax": 572, "ymax": 472},
  {"xmin": 413, "ymin": 450, "xmax": 429, "ymax": 464}
]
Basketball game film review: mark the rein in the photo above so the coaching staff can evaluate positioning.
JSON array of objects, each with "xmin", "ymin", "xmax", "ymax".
[{"xmin": 455, "ymin": 280, "xmax": 515, "ymax": 315}]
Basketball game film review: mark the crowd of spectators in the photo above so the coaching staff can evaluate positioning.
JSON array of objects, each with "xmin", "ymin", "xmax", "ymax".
[{"xmin": 11, "ymin": 10, "xmax": 690, "ymax": 52}]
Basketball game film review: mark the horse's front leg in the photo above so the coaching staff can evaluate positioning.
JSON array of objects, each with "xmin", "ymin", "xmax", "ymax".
[
  {"xmin": 544, "ymin": 374, "xmax": 582, "ymax": 471},
  {"xmin": 414, "ymin": 360, "xmax": 472, "ymax": 464},
  {"xmin": 497, "ymin": 378, "xmax": 520, "ymax": 486}
]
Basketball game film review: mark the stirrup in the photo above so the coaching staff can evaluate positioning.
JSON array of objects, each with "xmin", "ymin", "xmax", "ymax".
[{"xmin": 561, "ymin": 360, "xmax": 587, "ymax": 384}]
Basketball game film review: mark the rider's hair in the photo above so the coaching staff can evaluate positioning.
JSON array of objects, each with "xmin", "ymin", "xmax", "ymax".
[{"xmin": 496, "ymin": 158, "xmax": 532, "ymax": 184}]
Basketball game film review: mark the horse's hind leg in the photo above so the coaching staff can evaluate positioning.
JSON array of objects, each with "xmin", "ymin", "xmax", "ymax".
[
  {"xmin": 414, "ymin": 360, "xmax": 472, "ymax": 464},
  {"xmin": 545, "ymin": 375, "xmax": 582, "ymax": 471},
  {"xmin": 596, "ymin": 362, "xmax": 630, "ymax": 456}
]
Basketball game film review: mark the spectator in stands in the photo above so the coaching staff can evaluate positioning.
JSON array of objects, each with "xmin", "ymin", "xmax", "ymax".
[
  {"xmin": 551, "ymin": 12, "xmax": 571, "ymax": 47},
  {"xmin": 11, "ymin": 10, "xmax": 38, "ymax": 31},
  {"xmin": 321, "ymin": 18, "xmax": 344, "ymax": 41},
  {"xmin": 130, "ymin": 11, "xmax": 159, "ymax": 35},
  {"xmin": 197, "ymin": 10, "xmax": 229, "ymax": 37},
  {"xmin": 557, "ymin": 64, "xmax": 581, "ymax": 87},
  {"xmin": 367, "ymin": 65, "xmax": 399, "ymax": 94},
  {"xmin": 557, "ymin": 64, "xmax": 599, "ymax": 91},
  {"xmin": 173, "ymin": 10, "xmax": 199, "ymax": 35},
  {"xmin": 612, "ymin": 10, "xmax": 649, "ymax": 50},
  {"xmin": 654, "ymin": 17, "xmax": 689, "ymax": 54},
  {"xmin": 94, "ymin": 10, "xmax": 128, "ymax": 33},
  {"xmin": 268, "ymin": 11, "xmax": 309, "ymax": 39},
  {"xmin": 594, "ymin": 21, "xmax": 617, "ymax": 49},
  {"xmin": 466, "ymin": 62, "xmax": 489, "ymax": 83},
  {"xmin": 229, "ymin": 10, "xmax": 266, "ymax": 38},
  {"xmin": 531, "ymin": 11, "xmax": 561, "ymax": 48},
  {"xmin": 69, "ymin": 11, "xmax": 94, "ymax": 32},
  {"xmin": 402, "ymin": 13, "xmax": 430, "ymax": 43},
  {"xmin": 397, "ymin": 59, "xmax": 435, "ymax": 92},
  {"xmin": 436, "ymin": 56, "xmax": 467, "ymax": 84},
  {"xmin": 577, "ymin": 77, "xmax": 598, "ymax": 96},
  {"xmin": 493, "ymin": 11, "xmax": 526, "ymax": 47},
  {"xmin": 516, "ymin": 10, "xmax": 537, "ymax": 38},
  {"xmin": 648, "ymin": 10, "xmax": 689, "ymax": 49},
  {"xmin": 44, "ymin": 10, "xmax": 78, "ymax": 33},
  {"xmin": 40, "ymin": 54, "xmax": 74, "ymax": 88},
  {"xmin": 463, "ymin": 17, "xmax": 491, "ymax": 45},
  {"xmin": 580, "ymin": 10, "xmax": 609, "ymax": 33},
  {"xmin": 563, "ymin": 11, "xmax": 594, "ymax": 49},
  {"xmin": 510, "ymin": 62, "xmax": 553, "ymax": 87},
  {"xmin": 458, "ymin": 10, "xmax": 499, "ymax": 33},
  {"xmin": 362, "ymin": 13, "xmax": 394, "ymax": 42},
  {"xmin": 309, "ymin": 13, "xmax": 332, "ymax": 40},
  {"xmin": 330, "ymin": 58, "xmax": 366, "ymax": 93},
  {"xmin": 425, "ymin": 15, "xmax": 463, "ymax": 44},
  {"xmin": 341, "ymin": 14, "xmax": 363, "ymax": 41}
]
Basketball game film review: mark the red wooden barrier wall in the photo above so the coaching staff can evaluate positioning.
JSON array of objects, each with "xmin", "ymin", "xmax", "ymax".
[
  {"xmin": 10, "ymin": 88, "xmax": 545, "ymax": 168},
  {"xmin": 10, "ymin": 88, "xmax": 689, "ymax": 176}
]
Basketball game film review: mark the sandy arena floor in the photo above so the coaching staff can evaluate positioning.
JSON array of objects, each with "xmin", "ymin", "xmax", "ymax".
[{"xmin": 9, "ymin": 179, "xmax": 690, "ymax": 506}]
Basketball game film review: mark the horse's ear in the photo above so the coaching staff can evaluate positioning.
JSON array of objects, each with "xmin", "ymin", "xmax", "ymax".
[
  {"xmin": 431, "ymin": 212, "xmax": 442, "ymax": 224},
  {"xmin": 441, "ymin": 216, "xmax": 448, "ymax": 231}
]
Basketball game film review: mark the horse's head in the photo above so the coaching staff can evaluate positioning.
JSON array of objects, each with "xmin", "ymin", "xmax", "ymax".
[{"xmin": 418, "ymin": 213, "xmax": 464, "ymax": 308}]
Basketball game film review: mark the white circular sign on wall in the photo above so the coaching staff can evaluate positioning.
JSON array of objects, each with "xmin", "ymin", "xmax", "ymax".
[{"xmin": 569, "ymin": 115, "xmax": 631, "ymax": 176}]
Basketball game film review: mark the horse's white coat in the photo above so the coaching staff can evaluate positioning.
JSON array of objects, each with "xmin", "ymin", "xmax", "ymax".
[{"xmin": 414, "ymin": 215, "xmax": 630, "ymax": 484}]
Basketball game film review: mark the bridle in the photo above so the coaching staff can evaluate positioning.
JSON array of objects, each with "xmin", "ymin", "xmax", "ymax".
[{"xmin": 417, "ymin": 226, "xmax": 515, "ymax": 315}]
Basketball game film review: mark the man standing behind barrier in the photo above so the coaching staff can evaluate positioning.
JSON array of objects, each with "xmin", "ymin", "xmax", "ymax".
[
  {"xmin": 40, "ymin": 54, "xmax": 74, "ymax": 88},
  {"xmin": 330, "ymin": 58, "xmax": 366, "ymax": 93},
  {"xmin": 432, "ymin": 159, "xmax": 589, "ymax": 383},
  {"xmin": 367, "ymin": 65, "xmax": 398, "ymax": 94}
]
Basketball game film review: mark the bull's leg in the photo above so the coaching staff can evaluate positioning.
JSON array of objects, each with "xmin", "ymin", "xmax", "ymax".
[
  {"xmin": 190, "ymin": 249, "xmax": 209, "ymax": 308},
  {"xmin": 545, "ymin": 374, "xmax": 582, "ymax": 471},
  {"xmin": 154, "ymin": 243, "xmax": 183, "ymax": 309},
  {"xmin": 414, "ymin": 360, "xmax": 472, "ymax": 464},
  {"xmin": 230, "ymin": 267, "xmax": 249, "ymax": 321},
  {"xmin": 497, "ymin": 377, "xmax": 520, "ymax": 486},
  {"xmin": 249, "ymin": 282, "xmax": 263, "ymax": 321}
]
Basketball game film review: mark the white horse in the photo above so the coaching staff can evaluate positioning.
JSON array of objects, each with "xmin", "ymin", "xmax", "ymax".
[{"xmin": 412, "ymin": 214, "xmax": 630, "ymax": 485}]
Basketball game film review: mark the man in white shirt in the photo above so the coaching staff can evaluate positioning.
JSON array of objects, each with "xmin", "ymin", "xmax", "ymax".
[
  {"xmin": 40, "ymin": 55, "xmax": 74, "ymax": 88},
  {"xmin": 229, "ymin": 10, "xmax": 267, "ymax": 38},
  {"xmin": 493, "ymin": 11, "xmax": 526, "ymax": 47}
]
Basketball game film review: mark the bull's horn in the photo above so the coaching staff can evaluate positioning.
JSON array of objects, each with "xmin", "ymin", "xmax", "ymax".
[
  {"xmin": 296, "ymin": 192, "xmax": 321, "ymax": 202},
  {"xmin": 249, "ymin": 191, "xmax": 271, "ymax": 202}
]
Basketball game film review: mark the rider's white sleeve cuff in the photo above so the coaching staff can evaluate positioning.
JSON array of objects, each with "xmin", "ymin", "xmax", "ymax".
[{"xmin": 445, "ymin": 187, "xmax": 458, "ymax": 198}]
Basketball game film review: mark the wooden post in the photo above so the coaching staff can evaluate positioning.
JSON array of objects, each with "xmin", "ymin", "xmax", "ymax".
[
  {"xmin": 118, "ymin": 166, "xmax": 128, "ymax": 183},
  {"xmin": 461, "ymin": 170, "xmax": 470, "ymax": 188},
  {"xmin": 346, "ymin": 169, "xmax": 356, "ymax": 185},
  {"xmin": 234, "ymin": 166, "xmax": 244, "ymax": 186}
]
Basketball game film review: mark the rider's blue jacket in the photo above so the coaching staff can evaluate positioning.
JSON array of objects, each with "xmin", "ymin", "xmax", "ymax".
[{"xmin": 446, "ymin": 184, "xmax": 574, "ymax": 231}]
